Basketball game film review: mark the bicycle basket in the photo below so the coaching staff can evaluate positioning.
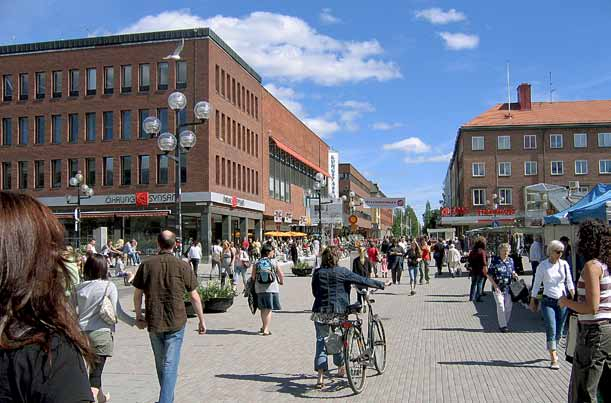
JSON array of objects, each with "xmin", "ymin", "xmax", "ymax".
[{"xmin": 324, "ymin": 332, "xmax": 343, "ymax": 355}]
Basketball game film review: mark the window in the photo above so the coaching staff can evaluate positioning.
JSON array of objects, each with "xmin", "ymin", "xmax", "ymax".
[
  {"xmin": 2, "ymin": 162, "xmax": 11, "ymax": 189},
  {"xmin": 237, "ymin": 83, "xmax": 241, "ymax": 108},
  {"xmin": 157, "ymin": 108, "xmax": 168, "ymax": 133},
  {"xmin": 86, "ymin": 158, "xmax": 96, "ymax": 186},
  {"xmin": 34, "ymin": 160, "xmax": 44, "ymax": 189},
  {"xmin": 575, "ymin": 160, "xmax": 588, "ymax": 175},
  {"xmin": 551, "ymin": 160, "xmax": 564, "ymax": 175},
  {"xmin": 69, "ymin": 69, "xmax": 79, "ymax": 96},
  {"xmin": 19, "ymin": 73, "xmax": 28, "ymax": 100},
  {"xmin": 221, "ymin": 69, "xmax": 225, "ymax": 97},
  {"xmin": 138, "ymin": 110, "xmax": 149, "ymax": 138},
  {"xmin": 18, "ymin": 161, "xmax": 28, "ymax": 189},
  {"xmin": 472, "ymin": 162, "xmax": 485, "ymax": 177},
  {"xmin": 139, "ymin": 64, "xmax": 150, "ymax": 92},
  {"xmin": 35, "ymin": 72, "xmax": 45, "ymax": 99},
  {"xmin": 497, "ymin": 136, "xmax": 511, "ymax": 150},
  {"xmin": 157, "ymin": 62, "xmax": 168, "ymax": 90},
  {"xmin": 221, "ymin": 158, "xmax": 226, "ymax": 186},
  {"xmin": 103, "ymin": 112, "xmax": 113, "ymax": 140},
  {"xmin": 51, "ymin": 115, "xmax": 62, "ymax": 144},
  {"xmin": 574, "ymin": 133, "xmax": 587, "ymax": 148},
  {"xmin": 472, "ymin": 189, "xmax": 485, "ymax": 206},
  {"xmin": 498, "ymin": 188, "xmax": 512, "ymax": 205},
  {"xmin": 52, "ymin": 71, "xmax": 62, "ymax": 98},
  {"xmin": 3, "ymin": 75, "xmax": 13, "ymax": 101},
  {"xmin": 86, "ymin": 68, "xmax": 96, "ymax": 95},
  {"xmin": 68, "ymin": 159, "xmax": 79, "ymax": 182},
  {"xmin": 104, "ymin": 66, "xmax": 114, "ymax": 95},
  {"xmin": 471, "ymin": 136, "xmax": 484, "ymax": 151},
  {"xmin": 139, "ymin": 155, "xmax": 150, "ymax": 184},
  {"xmin": 180, "ymin": 153, "xmax": 187, "ymax": 184},
  {"xmin": 120, "ymin": 156, "xmax": 131, "ymax": 185},
  {"xmin": 176, "ymin": 61, "xmax": 187, "ymax": 89},
  {"xmin": 550, "ymin": 134, "xmax": 563, "ymax": 149},
  {"xmin": 157, "ymin": 155, "xmax": 168, "ymax": 184},
  {"xmin": 215, "ymin": 110, "xmax": 220, "ymax": 139},
  {"xmin": 176, "ymin": 109, "xmax": 186, "ymax": 133},
  {"xmin": 600, "ymin": 160, "xmax": 611, "ymax": 174},
  {"xmin": 68, "ymin": 114, "xmax": 78, "ymax": 143},
  {"xmin": 255, "ymin": 133, "xmax": 259, "ymax": 157},
  {"xmin": 86, "ymin": 113, "xmax": 96, "ymax": 141},
  {"xmin": 2, "ymin": 118, "xmax": 12, "ymax": 146},
  {"xmin": 498, "ymin": 162, "xmax": 512, "ymax": 176},
  {"xmin": 598, "ymin": 133, "xmax": 611, "ymax": 147},
  {"xmin": 121, "ymin": 111, "xmax": 132, "ymax": 140},
  {"xmin": 215, "ymin": 65, "xmax": 220, "ymax": 93},
  {"xmin": 255, "ymin": 97, "xmax": 259, "ymax": 120},
  {"xmin": 103, "ymin": 157, "xmax": 114, "ymax": 186},
  {"xmin": 231, "ymin": 78, "xmax": 236, "ymax": 104},
  {"xmin": 578, "ymin": 186, "xmax": 589, "ymax": 194},
  {"xmin": 18, "ymin": 117, "xmax": 28, "ymax": 145},
  {"xmin": 35, "ymin": 116, "xmax": 45, "ymax": 144},
  {"xmin": 51, "ymin": 159, "xmax": 61, "ymax": 188},
  {"xmin": 120, "ymin": 65, "xmax": 132, "ymax": 93}
]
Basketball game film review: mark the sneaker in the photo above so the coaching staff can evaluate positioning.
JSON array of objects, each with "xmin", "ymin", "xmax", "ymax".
[
  {"xmin": 410, "ymin": 290, "xmax": 416, "ymax": 296},
  {"xmin": 500, "ymin": 327, "xmax": 509, "ymax": 333},
  {"xmin": 550, "ymin": 361, "xmax": 560, "ymax": 370}
]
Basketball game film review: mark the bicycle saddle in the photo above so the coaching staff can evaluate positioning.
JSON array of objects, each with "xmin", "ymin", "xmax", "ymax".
[{"xmin": 346, "ymin": 303, "xmax": 362, "ymax": 314}]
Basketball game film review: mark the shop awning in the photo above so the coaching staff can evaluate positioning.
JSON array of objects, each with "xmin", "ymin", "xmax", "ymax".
[
  {"xmin": 271, "ymin": 137, "xmax": 329, "ymax": 177},
  {"xmin": 54, "ymin": 210, "xmax": 171, "ymax": 219}
]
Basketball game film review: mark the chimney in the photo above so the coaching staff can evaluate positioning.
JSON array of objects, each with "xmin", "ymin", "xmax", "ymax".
[{"xmin": 517, "ymin": 83, "xmax": 532, "ymax": 111}]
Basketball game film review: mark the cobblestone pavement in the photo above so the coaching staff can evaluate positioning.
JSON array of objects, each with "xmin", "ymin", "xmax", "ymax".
[{"xmin": 105, "ymin": 261, "xmax": 571, "ymax": 403}]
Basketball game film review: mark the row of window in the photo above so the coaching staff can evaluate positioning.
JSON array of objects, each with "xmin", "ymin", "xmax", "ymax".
[
  {"xmin": 269, "ymin": 142, "xmax": 319, "ymax": 203},
  {"xmin": 214, "ymin": 155, "xmax": 259, "ymax": 196},
  {"xmin": 214, "ymin": 65, "xmax": 258, "ymax": 120},
  {"xmin": 0, "ymin": 156, "xmax": 185, "ymax": 191},
  {"xmin": 214, "ymin": 109, "xmax": 259, "ymax": 157},
  {"xmin": 471, "ymin": 133, "xmax": 611, "ymax": 151},
  {"xmin": 472, "ymin": 188, "xmax": 513, "ymax": 206},
  {"xmin": 2, "ymin": 61, "xmax": 187, "ymax": 101},
  {"xmin": 471, "ymin": 160, "xmax": 611, "ymax": 177},
  {"xmin": 0, "ymin": 108, "xmax": 185, "ymax": 146}
]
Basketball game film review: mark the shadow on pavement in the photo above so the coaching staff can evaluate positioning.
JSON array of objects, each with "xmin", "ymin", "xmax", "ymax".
[
  {"xmin": 205, "ymin": 329, "xmax": 261, "ymax": 336},
  {"xmin": 438, "ymin": 358, "xmax": 548, "ymax": 368},
  {"xmin": 424, "ymin": 300, "xmax": 467, "ymax": 303},
  {"xmin": 472, "ymin": 294, "xmax": 541, "ymax": 333},
  {"xmin": 275, "ymin": 309, "xmax": 312, "ymax": 314},
  {"xmin": 426, "ymin": 294, "xmax": 469, "ymax": 298}
]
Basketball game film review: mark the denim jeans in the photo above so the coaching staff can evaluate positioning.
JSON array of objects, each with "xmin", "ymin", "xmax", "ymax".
[
  {"xmin": 470, "ymin": 274, "xmax": 484, "ymax": 301},
  {"xmin": 129, "ymin": 252, "xmax": 141, "ymax": 265},
  {"xmin": 314, "ymin": 322, "xmax": 344, "ymax": 371},
  {"xmin": 408, "ymin": 266, "xmax": 418, "ymax": 284},
  {"xmin": 419, "ymin": 260, "xmax": 430, "ymax": 283},
  {"xmin": 148, "ymin": 326, "xmax": 186, "ymax": 403},
  {"xmin": 541, "ymin": 295, "xmax": 568, "ymax": 351}
]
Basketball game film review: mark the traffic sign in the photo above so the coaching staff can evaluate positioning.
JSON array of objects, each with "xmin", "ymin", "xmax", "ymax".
[{"xmin": 348, "ymin": 215, "xmax": 358, "ymax": 225}]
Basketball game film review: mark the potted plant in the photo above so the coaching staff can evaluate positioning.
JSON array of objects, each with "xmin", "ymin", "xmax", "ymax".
[
  {"xmin": 184, "ymin": 280, "xmax": 236, "ymax": 315},
  {"xmin": 292, "ymin": 261, "xmax": 313, "ymax": 277}
]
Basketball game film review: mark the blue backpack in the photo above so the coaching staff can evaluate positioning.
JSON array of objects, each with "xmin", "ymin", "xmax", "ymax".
[{"xmin": 256, "ymin": 258, "xmax": 276, "ymax": 284}]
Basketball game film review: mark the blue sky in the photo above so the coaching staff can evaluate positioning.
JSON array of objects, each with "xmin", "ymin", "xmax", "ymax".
[{"xmin": 3, "ymin": 0, "xmax": 611, "ymax": 219}]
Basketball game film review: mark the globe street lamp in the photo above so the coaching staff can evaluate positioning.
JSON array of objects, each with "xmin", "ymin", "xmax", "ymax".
[
  {"xmin": 342, "ymin": 191, "xmax": 365, "ymax": 233},
  {"xmin": 306, "ymin": 173, "xmax": 330, "ymax": 243},
  {"xmin": 143, "ymin": 91, "xmax": 212, "ymax": 254},
  {"xmin": 66, "ymin": 171, "xmax": 93, "ymax": 249}
]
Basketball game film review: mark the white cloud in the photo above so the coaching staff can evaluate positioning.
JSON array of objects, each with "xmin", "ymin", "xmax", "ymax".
[
  {"xmin": 319, "ymin": 8, "xmax": 341, "ymax": 24},
  {"xmin": 383, "ymin": 137, "xmax": 431, "ymax": 153},
  {"xmin": 438, "ymin": 32, "xmax": 479, "ymax": 50},
  {"xmin": 303, "ymin": 118, "xmax": 340, "ymax": 137},
  {"xmin": 118, "ymin": 10, "xmax": 400, "ymax": 85},
  {"xmin": 372, "ymin": 122, "xmax": 404, "ymax": 131},
  {"xmin": 403, "ymin": 152, "xmax": 453, "ymax": 164},
  {"xmin": 264, "ymin": 83, "xmax": 305, "ymax": 117},
  {"xmin": 336, "ymin": 101, "xmax": 375, "ymax": 131},
  {"xmin": 415, "ymin": 8, "xmax": 466, "ymax": 25}
]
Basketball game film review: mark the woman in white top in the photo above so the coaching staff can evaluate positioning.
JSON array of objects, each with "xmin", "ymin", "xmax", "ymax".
[
  {"xmin": 187, "ymin": 240, "xmax": 203, "ymax": 276},
  {"xmin": 447, "ymin": 244, "xmax": 462, "ymax": 277},
  {"xmin": 234, "ymin": 245, "xmax": 251, "ymax": 291},
  {"xmin": 530, "ymin": 240, "xmax": 575, "ymax": 369},
  {"xmin": 75, "ymin": 254, "xmax": 135, "ymax": 403}
]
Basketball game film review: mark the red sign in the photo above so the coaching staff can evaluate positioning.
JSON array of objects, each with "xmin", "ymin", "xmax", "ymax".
[
  {"xmin": 348, "ymin": 215, "xmax": 358, "ymax": 225},
  {"xmin": 231, "ymin": 195, "xmax": 238, "ymax": 208},
  {"xmin": 441, "ymin": 206, "xmax": 515, "ymax": 217},
  {"xmin": 476, "ymin": 208, "xmax": 515, "ymax": 216},
  {"xmin": 136, "ymin": 192, "xmax": 149, "ymax": 207}
]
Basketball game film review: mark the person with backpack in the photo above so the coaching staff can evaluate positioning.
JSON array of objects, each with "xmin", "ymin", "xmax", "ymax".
[
  {"xmin": 221, "ymin": 241, "xmax": 234, "ymax": 287},
  {"xmin": 210, "ymin": 240, "xmax": 222, "ymax": 280},
  {"xmin": 251, "ymin": 244, "xmax": 284, "ymax": 336}
]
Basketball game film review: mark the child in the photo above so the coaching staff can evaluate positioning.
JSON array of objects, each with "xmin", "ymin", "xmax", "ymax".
[{"xmin": 380, "ymin": 254, "xmax": 389, "ymax": 278}]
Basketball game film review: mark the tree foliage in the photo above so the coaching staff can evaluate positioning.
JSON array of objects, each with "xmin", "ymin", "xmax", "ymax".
[{"xmin": 392, "ymin": 206, "xmax": 420, "ymax": 238}]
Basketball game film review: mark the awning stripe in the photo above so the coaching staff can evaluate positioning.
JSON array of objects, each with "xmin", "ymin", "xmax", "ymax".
[{"xmin": 271, "ymin": 137, "xmax": 329, "ymax": 176}]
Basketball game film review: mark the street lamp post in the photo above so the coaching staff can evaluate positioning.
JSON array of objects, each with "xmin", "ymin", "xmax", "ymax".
[
  {"xmin": 342, "ymin": 191, "xmax": 365, "ymax": 234},
  {"xmin": 306, "ymin": 172, "xmax": 331, "ymax": 243},
  {"xmin": 143, "ymin": 91, "xmax": 212, "ymax": 255},
  {"xmin": 66, "ymin": 171, "xmax": 94, "ymax": 249}
]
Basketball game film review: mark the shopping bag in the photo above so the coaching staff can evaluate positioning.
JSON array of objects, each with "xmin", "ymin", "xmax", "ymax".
[
  {"xmin": 509, "ymin": 279, "xmax": 529, "ymax": 303},
  {"xmin": 565, "ymin": 313, "xmax": 578, "ymax": 363}
]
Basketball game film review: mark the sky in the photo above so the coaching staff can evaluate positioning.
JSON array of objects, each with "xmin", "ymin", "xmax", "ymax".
[{"xmin": 2, "ymin": 0, "xmax": 611, "ymax": 219}]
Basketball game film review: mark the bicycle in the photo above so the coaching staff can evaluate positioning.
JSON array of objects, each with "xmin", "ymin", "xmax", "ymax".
[{"xmin": 333, "ymin": 287, "xmax": 387, "ymax": 394}]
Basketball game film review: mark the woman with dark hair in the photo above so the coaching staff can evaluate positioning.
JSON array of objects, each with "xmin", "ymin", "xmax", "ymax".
[
  {"xmin": 75, "ymin": 254, "xmax": 136, "ymax": 402},
  {"xmin": 252, "ymin": 244, "xmax": 284, "ymax": 335},
  {"xmin": 405, "ymin": 240, "xmax": 422, "ymax": 295},
  {"xmin": 311, "ymin": 245, "xmax": 386, "ymax": 388},
  {"xmin": 559, "ymin": 220, "xmax": 611, "ymax": 402},
  {"xmin": 468, "ymin": 236, "xmax": 488, "ymax": 302},
  {"xmin": 0, "ymin": 191, "xmax": 94, "ymax": 402}
]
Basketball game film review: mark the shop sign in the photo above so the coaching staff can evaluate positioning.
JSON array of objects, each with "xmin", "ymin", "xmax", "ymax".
[
  {"xmin": 363, "ymin": 197, "xmax": 405, "ymax": 209},
  {"xmin": 441, "ymin": 207, "xmax": 516, "ymax": 217},
  {"xmin": 284, "ymin": 212, "xmax": 293, "ymax": 223},
  {"xmin": 136, "ymin": 192, "xmax": 149, "ymax": 207},
  {"xmin": 328, "ymin": 151, "xmax": 339, "ymax": 199},
  {"xmin": 222, "ymin": 195, "xmax": 245, "ymax": 208},
  {"xmin": 274, "ymin": 210, "xmax": 284, "ymax": 223},
  {"xmin": 104, "ymin": 192, "xmax": 175, "ymax": 205},
  {"xmin": 299, "ymin": 216, "xmax": 307, "ymax": 226}
]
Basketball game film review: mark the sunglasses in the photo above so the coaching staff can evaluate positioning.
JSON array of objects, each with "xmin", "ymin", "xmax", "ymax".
[{"xmin": 554, "ymin": 250, "xmax": 564, "ymax": 254}]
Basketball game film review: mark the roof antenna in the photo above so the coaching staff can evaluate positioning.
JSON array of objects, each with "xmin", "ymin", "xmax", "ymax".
[
  {"xmin": 505, "ymin": 61, "xmax": 512, "ymax": 119},
  {"xmin": 549, "ymin": 72, "xmax": 555, "ymax": 103}
]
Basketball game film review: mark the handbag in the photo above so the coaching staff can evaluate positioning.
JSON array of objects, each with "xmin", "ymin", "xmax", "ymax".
[
  {"xmin": 565, "ymin": 312, "xmax": 578, "ymax": 363},
  {"xmin": 509, "ymin": 278, "xmax": 529, "ymax": 303},
  {"xmin": 324, "ymin": 330, "xmax": 343, "ymax": 355},
  {"xmin": 99, "ymin": 281, "xmax": 117, "ymax": 326}
]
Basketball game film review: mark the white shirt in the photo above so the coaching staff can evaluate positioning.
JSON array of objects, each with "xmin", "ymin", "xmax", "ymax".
[
  {"xmin": 529, "ymin": 240, "xmax": 543, "ymax": 262},
  {"xmin": 398, "ymin": 241, "xmax": 408, "ymax": 251},
  {"xmin": 188, "ymin": 245, "xmax": 202, "ymax": 260},
  {"xmin": 313, "ymin": 240, "xmax": 320, "ymax": 255},
  {"xmin": 531, "ymin": 258, "xmax": 575, "ymax": 299},
  {"xmin": 211, "ymin": 244, "xmax": 223, "ymax": 259}
]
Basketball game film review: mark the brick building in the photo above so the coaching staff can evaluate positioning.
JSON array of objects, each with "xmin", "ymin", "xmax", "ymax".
[
  {"xmin": 444, "ymin": 83, "xmax": 611, "ymax": 229},
  {"xmin": 0, "ymin": 28, "xmax": 328, "ymax": 254}
]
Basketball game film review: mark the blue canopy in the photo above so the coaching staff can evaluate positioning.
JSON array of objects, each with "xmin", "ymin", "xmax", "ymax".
[{"xmin": 544, "ymin": 184, "xmax": 611, "ymax": 224}]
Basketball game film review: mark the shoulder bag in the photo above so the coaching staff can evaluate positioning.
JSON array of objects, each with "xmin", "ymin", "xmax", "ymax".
[{"xmin": 99, "ymin": 281, "xmax": 118, "ymax": 325}]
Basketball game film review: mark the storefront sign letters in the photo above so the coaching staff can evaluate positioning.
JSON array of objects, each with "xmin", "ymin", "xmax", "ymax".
[
  {"xmin": 362, "ymin": 197, "xmax": 405, "ymax": 209},
  {"xmin": 103, "ymin": 192, "xmax": 175, "ymax": 205},
  {"xmin": 441, "ymin": 207, "xmax": 515, "ymax": 217}
]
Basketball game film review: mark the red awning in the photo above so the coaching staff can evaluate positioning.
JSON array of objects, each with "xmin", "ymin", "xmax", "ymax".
[
  {"xmin": 54, "ymin": 210, "xmax": 170, "ymax": 219},
  {"xmin": 271, "ymin": 137, "xmax": 329, "ymax": 176}
]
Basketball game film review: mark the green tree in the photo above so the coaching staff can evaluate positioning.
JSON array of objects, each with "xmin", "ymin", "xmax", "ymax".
[
  {"xmin": 392, "ymin": 206, "xmax": 420, "ymax": 238},
  {"xmin": 422, "ymin": 201, "xmax": 432, "ymax": 231}
]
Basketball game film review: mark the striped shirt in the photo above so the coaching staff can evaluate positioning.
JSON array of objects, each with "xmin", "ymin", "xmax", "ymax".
[{"xmin": 576, "ymin": 260, "xmax": 611, "ymax": 324}]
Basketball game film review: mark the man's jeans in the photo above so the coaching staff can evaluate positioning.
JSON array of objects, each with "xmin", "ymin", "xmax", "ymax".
[
  {"xmin": 470, "ymin": 274, "xmax": 485, "ymax": 301},
  {"xmin": 129, "ymin": 252, "xmax": 141, "ymax": 265},
  {"xmin": 314, "ymin": 322, "xmax": 343, "ymax": 371},
  {"xmin": 569, "ymin": 322, "xmax": 611, "ymax": 403},
  {"xmin": 541, "ymin": 296, "xmax": 568, "ymax": 351},
  {"xmin": 149, "ymin": 326, "xmax": 186, "ymax": 403},
  {"xmin": 493, "ymin": 289, "xmax": 513, "ymax": 329},
  {"xmin": 419, "ymin": 260, "xmax": 430, "ymax": 283}
]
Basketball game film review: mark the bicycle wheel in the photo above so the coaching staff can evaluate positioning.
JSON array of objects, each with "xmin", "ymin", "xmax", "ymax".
[
  {"xmin": 372, "ymin": 319, "xmax": 387, "ymax": 374},
  {"xmin": 344, "ymin": 326, "xmax": 367, "ymax": 394}
]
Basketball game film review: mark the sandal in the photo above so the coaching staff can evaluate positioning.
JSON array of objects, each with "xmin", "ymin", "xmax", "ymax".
[
  {"xmin": 261, "ymin": 331, "xmax": 272, "ymax": 336},
  {"xmin": 97, "ymin": 393, "xmax": 111, "ymax": 403}
]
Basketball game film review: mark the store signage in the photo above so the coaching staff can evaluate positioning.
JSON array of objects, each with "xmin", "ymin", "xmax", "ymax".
[
  {"xmin": 104, "ymin": 192, "xmax": 175, "ymax": 205},
  {"xmin": 441, "ymin": 207, "xmax": 516, "ymax": 217},
  {"xmin": 309, "ymin": 200, "xmax": 343, "ymax": 225},
  {"xmin": 222, "ymin": 195, "xmax": 245, "ymax": 208},
  {"xmin": 274, "ymin": 210, "xmax": 284, "ymax": 223},
  {"xmin": 363, "ymin": 197, "xmax": 405, "ymax": 209},
  {"xmin": 328, "ymin": 151, "xmax": 339, "ymax": 199},
  {"xmin": 284, "ymin": 212, "xmax": 293, "ymax": 223},
  {"xmin": 135, "ymin": 192, "xmax": 149, "ymax": 207},
  {"xmin": 299, "ymin": 216, "xmax": 307, "ymax": 226}
]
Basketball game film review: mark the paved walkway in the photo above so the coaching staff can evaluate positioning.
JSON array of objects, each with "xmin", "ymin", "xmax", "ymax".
[{"xmin": 105, "ymin": 263, "xmax": 571, "ymax": 402}]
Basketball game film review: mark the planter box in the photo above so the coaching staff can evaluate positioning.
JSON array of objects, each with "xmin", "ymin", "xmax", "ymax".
[
  {"xmin": 292, "ymin": 267, "xmax": 313, "ymax": 277},
  {"xmin": 203, "ymin": 297, "xmax": 234, "ymax": 313}
]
